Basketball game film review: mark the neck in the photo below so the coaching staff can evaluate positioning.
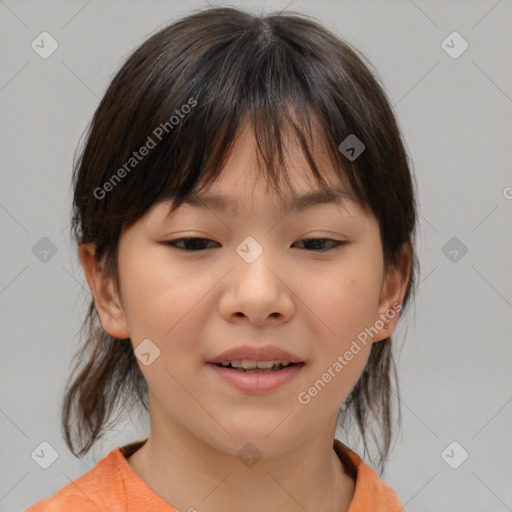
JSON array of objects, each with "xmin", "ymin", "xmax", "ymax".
[{"xmin": 126, "ymin": 420, "xmax": 355, "ymax": 512}]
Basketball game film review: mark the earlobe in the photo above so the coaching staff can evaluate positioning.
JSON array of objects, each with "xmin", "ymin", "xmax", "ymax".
[{"xmin": 77, "ymin": 243, "xmax": 130, "ymax": 339}]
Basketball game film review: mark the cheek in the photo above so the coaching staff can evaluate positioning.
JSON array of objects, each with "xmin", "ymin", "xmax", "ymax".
[
  {"xmin": 296, "ymin": 272, "xmax": 377, "ymax": 411},
  {"xmin": 118, "ymin": 246, "xmax": 205, "ymax": 340},
  {"xmin": 294, "ymin": 253, "xmax": 383, "ymax": 401},
  {"xmin": 299, "ymin": 261, "xmax": 382, "ymax": 345}
]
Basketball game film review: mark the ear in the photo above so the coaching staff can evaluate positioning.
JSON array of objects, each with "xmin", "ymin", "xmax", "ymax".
[
  {"xmin": 372, "ymin": 243, "xmax": 412, "ymax": 342},
  {"xmin": 77, "ymin": 242, "xmax": 130, "ymax": 339}
]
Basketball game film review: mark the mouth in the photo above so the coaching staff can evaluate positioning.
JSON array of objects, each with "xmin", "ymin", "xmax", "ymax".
[
  {"xmin": 209, "ymin": 361, "xmax": 303, "ymax": 373},
  {"xmin": 207, "ymin": 359, "xmax": 305, "ymax": 393}
]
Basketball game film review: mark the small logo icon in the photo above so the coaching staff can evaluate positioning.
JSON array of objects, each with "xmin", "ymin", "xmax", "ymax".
[
  {"xmin": 31, "ymin": 32, "xmax": 59, "ymax": 59},
  {"xmin": 134, "ymin": 338, "xmax": 161, "ymax": 366},
  {"xmin": 237, "ymin": 442, "xmax": 262, "ymax": 468},
  {"xmin": 32, "ymin": 237, "xmax": 58, "ymax": 263},
  {"xmin": 442, "ymin": 236, "xmax": 468, "ymax": 263},
  {"xmin": 441, "ymin": 441, "xmax": 469, "ymax": 469},
  {"xmin": 441, "ymin": 31, "xmax": 468, "ymax": 59},
  {"xmin": 31, "ymin": 441, "xmax": 59, "ymax": 469},
  {"xmin": 338, "ymin": 134, "xmax": 365, "ymax": 161},
  {"xmin": 236, "ymin": 236, "xmax": 263, "ymax": 264}
]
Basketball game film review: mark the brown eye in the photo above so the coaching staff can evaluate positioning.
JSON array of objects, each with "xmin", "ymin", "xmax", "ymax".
[
  {"xmin": 292, "ymin": 238, "xmax": 347, "ymax": 252},
  {"xmin": 164, "ymin": 237, "xmax": 218, "ymax": 251}
]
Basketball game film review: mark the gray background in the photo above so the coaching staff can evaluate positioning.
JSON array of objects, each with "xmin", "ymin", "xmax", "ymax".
[{"xmin": 1, "ymin": 0, "xmax": 511, "ymax": 511}]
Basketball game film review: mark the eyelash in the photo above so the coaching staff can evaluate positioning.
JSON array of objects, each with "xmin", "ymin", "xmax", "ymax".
[{"xmin": 164, "ymin": 237, "xmax": 347, "ymax": 252}]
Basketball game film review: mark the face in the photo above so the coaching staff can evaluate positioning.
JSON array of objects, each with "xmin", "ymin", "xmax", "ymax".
[{"xmin": 79, "ymin": 122, "xmax": 409, "ymax": 459}]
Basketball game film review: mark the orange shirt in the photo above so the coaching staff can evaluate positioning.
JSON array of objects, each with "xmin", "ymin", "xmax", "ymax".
[{"xmin": 24, "ymin": 438, "xmax": 405, "ymax": 511}]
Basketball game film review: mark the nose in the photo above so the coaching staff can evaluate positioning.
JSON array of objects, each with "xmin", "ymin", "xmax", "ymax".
[{"xmin": 218, "ymin": 240, "xmax": 295, "ymax": 326}]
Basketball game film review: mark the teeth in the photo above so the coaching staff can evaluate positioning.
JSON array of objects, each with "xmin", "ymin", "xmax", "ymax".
[{"xmin": 224, "ymin": 360, "xmax": 292, "ymax": 369}]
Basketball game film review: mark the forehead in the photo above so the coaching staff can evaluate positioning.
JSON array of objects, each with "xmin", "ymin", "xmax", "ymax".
[
  {"xmin": 175, "ymin": 185, "xmax": 355, "ymax": 217},
  {"xmin": 179, "ymin": 119, "xmax": 354, "ymax": 214}
]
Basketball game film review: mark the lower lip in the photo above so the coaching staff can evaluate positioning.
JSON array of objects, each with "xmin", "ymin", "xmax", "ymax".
[{"xmin": 207, "ymin": 363, "xmax": 304, "ymax": 394}]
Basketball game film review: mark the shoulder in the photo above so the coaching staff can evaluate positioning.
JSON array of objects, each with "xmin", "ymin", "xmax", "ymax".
[
  {"xmin": 24, "ymin": 448, "xmax": 126, "ymax": 512},
  {"xmin": 333, "ymin": 439, "xmax": 406, "ymax": 512},
  {"xmin": 24, "ymin": 493, "xmax": 103, "ymax": 512}
]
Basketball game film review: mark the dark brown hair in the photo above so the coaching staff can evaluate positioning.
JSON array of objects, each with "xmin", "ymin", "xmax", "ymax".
[{"xmin": 63, "ymin": 6, "xmax": 418, "ymax": 473}]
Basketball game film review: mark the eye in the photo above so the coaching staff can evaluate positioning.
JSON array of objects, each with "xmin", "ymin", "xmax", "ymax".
[
  {"xmin": 164, "ymin": 237, "xmax": 347, "ymax": 252},
  {"xmin": 164, "ymin": 237, "xmax": 219, "ymax": 251},
  {"xmin": 292, "ymin": 237, "xmax": 347, "ymax": 252}
]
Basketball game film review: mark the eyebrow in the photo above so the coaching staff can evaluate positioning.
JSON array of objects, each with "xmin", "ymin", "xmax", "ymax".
[{"xmin": 175, "ymin": 187, "xmax": 354, "ymax": 216}]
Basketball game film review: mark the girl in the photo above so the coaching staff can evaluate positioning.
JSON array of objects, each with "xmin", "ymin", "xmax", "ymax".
[{"xmin": 26, "ymin": 6, "xmax": 418, "ymax": 511}]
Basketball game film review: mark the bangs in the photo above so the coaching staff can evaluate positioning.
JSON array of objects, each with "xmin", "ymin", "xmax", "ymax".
[
  {"xmin": 103, "ymin": 11, "xmax": 373, "ymax": 227},
  {"xmin": 162, "ymin": 105, "xmax": 360, "ymax": 218}
]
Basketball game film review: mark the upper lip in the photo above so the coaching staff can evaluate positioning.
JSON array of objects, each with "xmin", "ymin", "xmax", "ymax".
[{"xmin": 208, "ymin": 345, "xmax": 304, "ymax": 364}]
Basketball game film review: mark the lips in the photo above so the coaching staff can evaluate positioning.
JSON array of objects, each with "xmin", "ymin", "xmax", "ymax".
[
  {"xmin": 207, "ymin": 345, "xmax": 304, "ymax": 365},
  {"xmin": 208, "ymin": 359, "xmax": 304, "ymax": 393},
  {"xmin": 216, "ymin": 360, "xmax": 299, "ymax": 372}
]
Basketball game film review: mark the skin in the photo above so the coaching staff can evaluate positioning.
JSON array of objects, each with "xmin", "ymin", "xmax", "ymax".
[{"xmin": 78, "ymin": 120, "xmax": 411, "ymax": 512}]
